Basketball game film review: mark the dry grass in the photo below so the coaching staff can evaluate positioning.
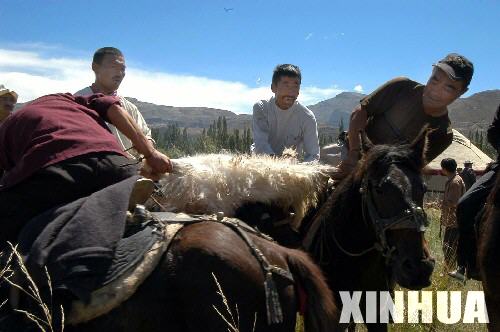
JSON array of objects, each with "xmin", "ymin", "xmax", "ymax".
[
  {"xmin": 1, "ymin": 243, "xmax": 64, "ymax": 332},
  {"xmin": 212, "ymin": 272, "xmax": 257, "ymax": 332}
]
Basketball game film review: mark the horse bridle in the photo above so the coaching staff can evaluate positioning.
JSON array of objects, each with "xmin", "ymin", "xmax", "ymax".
[
  {"xmin": 361, "ymin": 176, "xmax": 428, "ymax": 260},
  {"xmin": 331, "ymin": 175, "xmax": 428, "ymax": 263}
]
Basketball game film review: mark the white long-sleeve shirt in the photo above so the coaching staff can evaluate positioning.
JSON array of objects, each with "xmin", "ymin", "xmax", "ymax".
[
  {"xmin": 74, "ymin": 87, "xmax": 152, "ymax": 159},
  {"xmin": 251, "ymin": 97, "xmax": 320, "ymax": 162}
]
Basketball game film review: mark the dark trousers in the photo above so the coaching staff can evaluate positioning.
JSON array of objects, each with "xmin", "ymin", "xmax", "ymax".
[
  {"xmin": 456, "ymin": 166, "xmax": 498, "ymax": 268},
  {"xmin": 0, "ymin": 152, "xmax": 138, "ymax": 249}
]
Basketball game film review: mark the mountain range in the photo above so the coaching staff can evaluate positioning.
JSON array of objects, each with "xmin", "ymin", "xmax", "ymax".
[
  {"xmin": 134, "ymin": 89, "xmax": 500, "ymax": 136},
  {"xmin": 14, "ymin": 89, "xmax": 500, "ymax": 137}
]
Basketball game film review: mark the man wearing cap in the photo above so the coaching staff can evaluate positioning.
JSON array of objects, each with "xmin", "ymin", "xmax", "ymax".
[
  {"xmin": 0, "ymin": 84, "xmax": 18, "ymax": 123},
  {"xmin": 450, "ymin": 104, "xmax": 500, "ymax": 281},
  {"xmin": 332, "ymin": 53, "xmax": 474, "ymax": 179},
  {"xmin": 75, "ymin": 47, "xmax": 153, "ymax": 159},
  {"xmin": 459, "ymin": 161, "xmax": 476, "ymax": 191}
]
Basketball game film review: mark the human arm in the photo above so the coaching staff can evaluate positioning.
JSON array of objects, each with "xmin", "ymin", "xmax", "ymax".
[
  {"xmin": 122, "ymin": 98, "xmax": 154, "ymax": 142},
  {"xmin": 347, "ymin": 104, "xmax": 368, "ymax": 153},
  {"xmin": 107, "ymin": 104, "xmax": 172, "ymax": 174},
  {"xmin": 251, "ymin": 101, "xmax": 275, "ymax": 155},
  {"xmin": 302, "ymin": 115, "xmax": 320, "ymax": 162},
  {"xmin": 424, "ymin": 127, "xmax": 453, "ymax": 164}
]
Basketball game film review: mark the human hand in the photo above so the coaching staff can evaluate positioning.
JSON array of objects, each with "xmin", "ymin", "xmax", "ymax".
[{"xmin": 142, "ymin": 150, "xmax": 173, "ymax": 179}]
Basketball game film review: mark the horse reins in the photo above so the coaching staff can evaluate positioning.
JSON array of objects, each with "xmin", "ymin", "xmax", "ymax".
[{"xmin": 329, "ymin": 176, "xmax": 428, "ymax": 263}]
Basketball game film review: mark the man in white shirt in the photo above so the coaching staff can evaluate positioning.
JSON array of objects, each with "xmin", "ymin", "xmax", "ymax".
[
  {"xmin": 75, "ymin": 47, "xmax": 153, "ymax": 159},
  {"xmin": 251, "ymin": 64, "xmax": 320, "ymax": 162}
]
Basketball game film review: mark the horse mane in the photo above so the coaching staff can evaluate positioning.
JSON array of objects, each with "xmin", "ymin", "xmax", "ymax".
[{"xmin": 327, "ymin": 143, "xmax": 421, "ymax": 229}]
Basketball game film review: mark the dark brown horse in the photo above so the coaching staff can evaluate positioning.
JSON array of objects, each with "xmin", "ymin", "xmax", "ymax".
[
  {"xmin": 1, "ymin": 220, "xmax": 339, "ymax": 332},
  {"xmin": 478, "ymin": 171, "xmax": 500, "ymax": 331},
  {"xmin": 237, "ymin": 132, "xmax": 435, "ymax": 332}
]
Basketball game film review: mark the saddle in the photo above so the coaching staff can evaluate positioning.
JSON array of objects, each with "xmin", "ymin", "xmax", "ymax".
[
  {"xmin": 66, "ymin": 212, "xmax": 187, "ymax": 325},
  {"xmin": 68, "ymin": 211, "xmax": 293, "ymax": 325}
]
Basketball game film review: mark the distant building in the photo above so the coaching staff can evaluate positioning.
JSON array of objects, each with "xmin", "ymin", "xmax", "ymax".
[{"xmin": 424, "ymin": 129, "xmax": 492, "ymax": 192}]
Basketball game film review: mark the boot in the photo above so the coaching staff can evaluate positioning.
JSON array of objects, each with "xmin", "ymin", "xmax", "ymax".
[
  {"xmin": 128, "ymin": 177, "xmax": 155, "ymax": 210},
  {"xmin": 448, "ymin": 266, "xmax": 466, "ymax": 282}
]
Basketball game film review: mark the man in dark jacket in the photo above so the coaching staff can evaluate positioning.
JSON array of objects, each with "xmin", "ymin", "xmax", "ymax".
[
  {"xmin": 450, "ymin": 104, "xmax": 500, "ymax": 281},
  {"xmin": 459, "ymin": 161, "xmax": 476, "ymax": 191},
  {"xmin": 0, "ymin": 93, "xmax": 172, "ymax": 250}
]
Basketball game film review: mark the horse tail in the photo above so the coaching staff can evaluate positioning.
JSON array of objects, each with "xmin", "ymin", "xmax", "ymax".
[{"xmin": 285, "ymin": 249, "xmax": 340, "ymax": 332}]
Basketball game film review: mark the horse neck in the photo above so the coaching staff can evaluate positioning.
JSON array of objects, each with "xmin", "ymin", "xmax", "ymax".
[
  {"xmin": 315, "ymin": 177, "xmax": 391, "ymax": 292},
  {"xmin": 324, "ymin": 178, "xmax": 378, "ymax": 254}
]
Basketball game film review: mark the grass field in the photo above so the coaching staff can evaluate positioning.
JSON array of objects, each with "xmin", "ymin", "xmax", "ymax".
[{"xmin": 336, "ymin": 206, "xmax": 488, "ymax": 332}]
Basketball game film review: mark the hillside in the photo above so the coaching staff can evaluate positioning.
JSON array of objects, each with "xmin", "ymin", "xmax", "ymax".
[{"xmin": 14, "ymin": 89, "xmax": 499, "ymax": 137}]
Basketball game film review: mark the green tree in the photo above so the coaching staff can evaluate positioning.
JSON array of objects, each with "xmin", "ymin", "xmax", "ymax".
[{"xmin": 339, "ymin": 117, "xmax": 344, "ymax": 133}]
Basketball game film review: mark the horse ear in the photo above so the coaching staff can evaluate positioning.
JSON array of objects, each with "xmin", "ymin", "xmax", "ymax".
[
  {"xmin": 410, "ymin": 125, "xmax": 431, "ymax": 167},
  {"xmin": 360, "ymin": 130, "xmax": 374, "ymax": 155}
]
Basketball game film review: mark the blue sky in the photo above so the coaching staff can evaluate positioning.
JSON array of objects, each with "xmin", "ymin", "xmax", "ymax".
[{"xmin": 0, "ymin": 0, "xmax": 498, "ymax": 113}]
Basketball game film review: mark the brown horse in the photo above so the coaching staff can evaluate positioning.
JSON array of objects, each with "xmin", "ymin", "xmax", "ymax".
[
  {"xmin": 1, "ymin": 220, "xmax": 339, "ymax": 332},
  {"xmin": 478, "ymin": 171, "xmax": 500, "ymax": 331},
  {"xmin": 237, "ymin": 132, "xmax": 435, "ymax": 332}
]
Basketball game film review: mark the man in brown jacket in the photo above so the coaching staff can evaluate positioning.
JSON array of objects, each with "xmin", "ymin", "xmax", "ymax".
[
  {"xmin": 440, "ymin": 158, "xmax": 466, "ymax": 271},
  {"xmin": 332, "ymin": 53, "xmax": 474, "ymax": 179}
]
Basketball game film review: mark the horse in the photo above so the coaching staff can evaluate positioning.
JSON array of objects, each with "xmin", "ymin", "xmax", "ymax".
[
  {"xmin": 233, "ymin": 131, "xmax": 435, "ymax": 331},
  {"xmin": 477, "ymin": 171, "xmax": 500, "ymax": 331},
  {"xmin": 136, "ymin": 130, "xmax": 434, "ymax": 331},
  {"xmin": 1, "ymin": 219, "xmax": 339, "ymax": 332}
]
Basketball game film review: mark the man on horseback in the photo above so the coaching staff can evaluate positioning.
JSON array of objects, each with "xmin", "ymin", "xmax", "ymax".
[
  {"xmin": 75, "ymin": 47, "xmax": 153, "ymax": 160},
  {"xmin": 450, "ymin": 104, "xmax": 500, "ymax": 281},
  {"xmin": 331, "ymin": 53, "xmax": 474, "ymax": 179},
  {"xmin": 251, "ymin": 64, "xmax": 320, "ymax": 162},
  {"xmin": 0, "ymin": 93, "xmax": 172, "ymax": 250}
]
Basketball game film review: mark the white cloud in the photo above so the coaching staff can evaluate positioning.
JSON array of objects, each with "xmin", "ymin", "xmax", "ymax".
[
  {"xmin": 353, "ymin": 84, "xmax": 363, "ymax": 93},
  {"xmin": 305, "ymin": 33, "xmax": 313, "ymax": 41},
  {"xmin": 0, "ymin": 47, "xmax": 343, "ymax": 114}
]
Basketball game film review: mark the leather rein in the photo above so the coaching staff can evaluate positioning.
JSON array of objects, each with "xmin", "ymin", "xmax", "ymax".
[{"xmin": 330, "ymin": 175, "xmax": 428, "ymax": 263}]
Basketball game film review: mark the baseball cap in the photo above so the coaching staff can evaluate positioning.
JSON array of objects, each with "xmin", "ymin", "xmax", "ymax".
[{"xmin": 434, "ymin": 53, "xmax": 474, "ymax": 87}]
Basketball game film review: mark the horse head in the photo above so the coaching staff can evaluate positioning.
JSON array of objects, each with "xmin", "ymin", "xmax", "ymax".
[{"xmin": 353, "ymin": 128, "xmax": 435, "ymax": 289}]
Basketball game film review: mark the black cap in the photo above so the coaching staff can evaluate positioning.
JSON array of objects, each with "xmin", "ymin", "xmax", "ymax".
[{"xmin": 434, "ymin": 53, "xmax": 474, "ymax": 87}]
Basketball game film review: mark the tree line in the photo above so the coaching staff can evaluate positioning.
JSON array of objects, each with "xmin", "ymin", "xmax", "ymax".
[
  {"xmin": 151, "ymin": 116, "xmax": 338, "ymax": 158},
  {"xmin": 151, "ymin": 116, "xmax": 253, "ymax": 158},
  {"xmin": 468, "ymin": 129, "xmax": 497, "ymax": 159}
]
